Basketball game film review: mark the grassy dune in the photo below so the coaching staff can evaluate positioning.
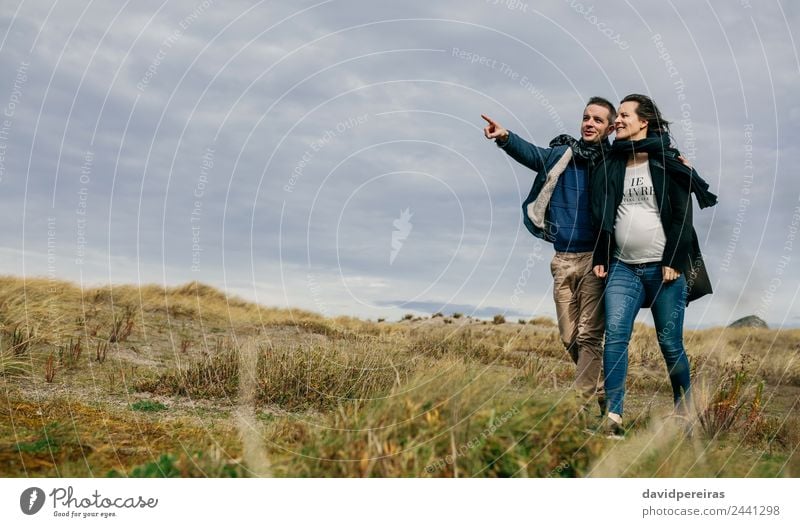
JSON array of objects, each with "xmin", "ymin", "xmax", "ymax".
[{"xmin": 1, "ymin": 275, "xmax": 798, "ymax": 477}]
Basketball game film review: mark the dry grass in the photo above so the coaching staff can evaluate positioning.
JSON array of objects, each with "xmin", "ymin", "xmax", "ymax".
[
  {"xmin": 529, "ymin": 316, "xmax": 557, "ymax": 327},
  {"xmin": 267, "ymin": 363, "xmax": 604, "ymax": 477},
  {"xmin": 0, "ymin": 349, "xmax": 29, "ymax": 379},
  {"xmin": 589, "ymin": 419, "xmax": 792, "ymax": 477},
  {"xmin": 0, "ymin": 275, "xmax": 798, "ymax": 477},
  {"xmin": 684, "ymin": 326, "xmax": 800, "ymax": 386},
  {"xmin": 139, "ymin": 338, "xmax": 413, "ymax": 412}
]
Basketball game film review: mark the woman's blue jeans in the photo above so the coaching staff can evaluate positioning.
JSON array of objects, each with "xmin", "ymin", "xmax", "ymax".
[{"xmin": 603, "ymin": 260, "xmax": 691, "ymax": 416}]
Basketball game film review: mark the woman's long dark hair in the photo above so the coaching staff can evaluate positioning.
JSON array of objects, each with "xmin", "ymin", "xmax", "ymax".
[{"xmin": 621, "ymin": 93, "xmax": 671, "ymax": 136}]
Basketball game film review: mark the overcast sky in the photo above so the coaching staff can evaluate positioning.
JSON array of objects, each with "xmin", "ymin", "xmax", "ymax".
[{"xmin": 1, "ymin": 0, "xmax": 798, "ymax": 328}]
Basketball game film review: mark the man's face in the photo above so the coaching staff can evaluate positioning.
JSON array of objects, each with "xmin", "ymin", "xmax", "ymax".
[{"xmin": 580, "ymin": 104, "xmax": 614, "ymax": 143}]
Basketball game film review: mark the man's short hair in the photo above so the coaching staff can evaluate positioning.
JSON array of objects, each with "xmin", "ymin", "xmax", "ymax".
[{"xmin": 586, "ymin": 96, "xmax": 616, "ymax": 123}]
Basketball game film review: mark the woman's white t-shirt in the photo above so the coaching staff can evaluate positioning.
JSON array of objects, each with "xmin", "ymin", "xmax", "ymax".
[{"xmin": 613, "ymin": 161, "xmax": 667, "ymax": 264}]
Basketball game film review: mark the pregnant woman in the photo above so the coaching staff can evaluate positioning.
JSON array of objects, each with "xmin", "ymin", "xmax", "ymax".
[{"xmin": 591, "ymin": 94, "xmax": 717, "ymax": 437}]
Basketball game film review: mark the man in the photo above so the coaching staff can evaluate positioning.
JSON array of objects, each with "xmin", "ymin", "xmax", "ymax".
[{"xmin": 482, "ymin": 98, "xmax": 616, "ymax": 414}]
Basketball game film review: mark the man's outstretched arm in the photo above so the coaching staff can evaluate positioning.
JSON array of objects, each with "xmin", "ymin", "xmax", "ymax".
[{"xmin": 482, "ymin": 114, "xmax": 549, "ymax": 174}]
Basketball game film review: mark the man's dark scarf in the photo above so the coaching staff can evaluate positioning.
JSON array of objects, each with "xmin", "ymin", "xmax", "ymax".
[
  {"xmin": 549, "ymin": 134, "xmax": 609, "ymax": 165},
  {"xmin": 592, "ymin": 133, "xmax": 718, "ymax": 232}
]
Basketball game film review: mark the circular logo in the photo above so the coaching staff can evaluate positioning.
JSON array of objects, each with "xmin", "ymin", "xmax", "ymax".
[{"xmin": 20, "ymin": 487, "xmax": 45, "ymax": 515}]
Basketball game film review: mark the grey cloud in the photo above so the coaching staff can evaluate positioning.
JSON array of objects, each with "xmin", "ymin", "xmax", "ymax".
[{"xmin": 1, "ymin": 0, "xmax": 798, "ymax": 327}]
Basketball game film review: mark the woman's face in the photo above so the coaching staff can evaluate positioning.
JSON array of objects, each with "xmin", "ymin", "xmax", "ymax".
[{"xmin": 614, "ymin": 101, "xmax": 648, "ymax": 141}]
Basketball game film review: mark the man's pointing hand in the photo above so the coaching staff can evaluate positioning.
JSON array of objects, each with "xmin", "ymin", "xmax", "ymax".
[{"xmin": 481, "ymin": 114, "xmax": 509, "ymax": 141}]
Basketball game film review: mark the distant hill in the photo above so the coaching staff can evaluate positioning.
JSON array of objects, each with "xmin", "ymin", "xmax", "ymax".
[{"xmin": 728, "ymin": 315, "xmax": 768, "ymax": 329}]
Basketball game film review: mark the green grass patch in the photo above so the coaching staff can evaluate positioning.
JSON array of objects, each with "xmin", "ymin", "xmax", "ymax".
[
  {"xmin": 130, "ymin": 400, "xmax": 167, "ymax": 412},
  {"xmin": 107, "ymin": 452, "xmax": 247, "ymax": 478}
]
